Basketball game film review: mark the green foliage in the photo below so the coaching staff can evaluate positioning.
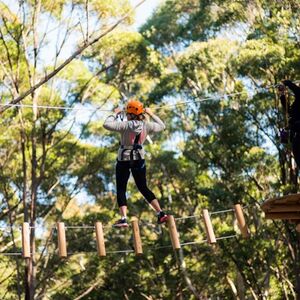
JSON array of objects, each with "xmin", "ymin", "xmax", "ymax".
[
  {"xmin": 0, "ymin": 0, "xmax": 300, "ymax": 299},
  {"xmin": 86, "ymin": 31, "xmax": 165, "ymax": 99},
  {"xmin": 235, "ymin": 38, "xmax": 285, "ymax": 80},
  {"xmin": 178, "ymin": 39, "xmax": 238, "ymax": 91}
]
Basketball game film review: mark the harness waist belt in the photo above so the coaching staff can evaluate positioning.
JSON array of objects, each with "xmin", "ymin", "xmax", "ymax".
[
  {"xmin": 120, "ymin": 131, "xmax": 143, "ymax": 161},
  {"xmin": 120, "ymin": 145, "xmax": 143, "ymax": 150},
  {"xmin": 120, "ymin": 145, "xmax": 143, "ymax": 161}
]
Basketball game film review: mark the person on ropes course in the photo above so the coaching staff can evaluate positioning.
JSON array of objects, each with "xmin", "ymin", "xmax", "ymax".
[
  {"xmin": 103, "ymin": 99, "xmax": 169, "ymax": 228},
  {"xmin": 278, "ymin": 80, "xmax": 300, "ymax": 169}
]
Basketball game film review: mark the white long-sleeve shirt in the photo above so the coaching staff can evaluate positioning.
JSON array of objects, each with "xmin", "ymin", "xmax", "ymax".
[{"xmin": 103, "ymin": 114, "xmax": 165, "ymax": 161}]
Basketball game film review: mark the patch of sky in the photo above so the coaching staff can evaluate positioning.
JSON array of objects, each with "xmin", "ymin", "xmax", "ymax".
[
  {"xmin": 75, "ymin": 188, "xmax": 96, "ymax": 206},
  {"xmin": 54, "ymin": 175, "xmax": 96, "ymax": 207},
  {"xmin": 216, "ymin": 22, "xmax": 251, "ymax": 43},
  {"xmin": 38, "ymin": 4, "xmax": 102, "ymax": 65},
  {"xmin": 56, "ymin": 102, "xmax": 110, "ymax": 131},
  {"xmin": 130, "ymin": 0, "xmax": 162, "ymax": 30}
]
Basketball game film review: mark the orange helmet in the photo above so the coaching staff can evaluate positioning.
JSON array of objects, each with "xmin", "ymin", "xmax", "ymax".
[{"xmin": 126, "ymin": 99, "xmax": 144, "ymax": 115}]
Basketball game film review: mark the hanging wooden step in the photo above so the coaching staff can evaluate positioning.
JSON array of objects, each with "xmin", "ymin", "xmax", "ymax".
[{"xmin": 261, "ymin": 193, "xmax": 300, "ymax": 221}]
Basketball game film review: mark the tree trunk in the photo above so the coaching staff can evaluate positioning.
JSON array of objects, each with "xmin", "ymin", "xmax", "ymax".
[
  {"xmin": 236, "ymin": 271, "xmax": 246, "ymax": 300},
  {"xmin": 176, "ymin": 249, "xmax": 201, "ymax": 300},
  {"xmin": 27, "ymin": 90, "xmax": 38, "ymax": 299}
]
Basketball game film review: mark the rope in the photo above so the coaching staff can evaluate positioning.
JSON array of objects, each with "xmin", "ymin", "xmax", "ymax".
[
  {"xmin": 0, "ymin": 205, "xmax": 250, "ymax": 257},
  {"xmin": 0, "ymin": 233, "xmax": 239, "ymax": 256},
  {"xmin": 0, "ymin": 102, "xmax": 112, "ymax": 111},
  {"xmin": 2, "ymin": 81, "xmax": 299, "ymax": 112},
  {"xmin": 175, "ymin": 207, "xmax": 236, "ymax": 222},
  {"xmin": 0, "ymin": 91, "xmax": 245, "ymax": 111},
  {"xmin": 210, "ymin": 208, "xmax": 235, "ymax": 215},
  {"xmin": 180, "ymin": 240, "xmax": 207, "ymax": 246},
  {"xmin": 67, "ymin": 249, "xmax": 135, "ymax": 255},
  {"xmin": 106, "ymin": 249, "xmax": 135, "ymax": 254},
  {"xmin": 216, "ymin": 234, "xmax": 237, "ymax": 241},
  {"xmin": 9, "ymin": 224, "xmax": 126, "ymax": 230},
  {"xmin": 0, "ymin": 205, "xmax": 243, "ymax": 230},
  {"xmin": 64, "ymin": 226, "xmax": 95, "ymax": 229}
]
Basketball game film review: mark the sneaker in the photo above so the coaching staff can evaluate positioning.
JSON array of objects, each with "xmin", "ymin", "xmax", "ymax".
[
  {"xmin": 113, "ymin": 218, "xmax": 129, "ymax": 228},
  {"xmin": 157, "ymin": 211, "xmax": 168, "ymax": 224}
]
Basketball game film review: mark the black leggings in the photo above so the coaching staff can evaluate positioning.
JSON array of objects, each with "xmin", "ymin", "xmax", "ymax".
[{"xmin": 116, "ymin": 160, "xmax": 156, "ymax": 207}]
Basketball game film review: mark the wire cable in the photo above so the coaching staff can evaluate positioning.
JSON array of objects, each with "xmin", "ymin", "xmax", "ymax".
[
  {"xmin": 0, "ymin": 233, "xmax": 239, "ymax": 256},
  {"xmin": 210, "ymin": 208, "xmax": 235, "ymax": 216},
  {"xmin": 0, "ymin": 205, "xmax": 243, "ymax": 230},
  {"xmin": 0, "ymin": 253, "xmax": 23, "ymax": 256},
  {"xmin": 175, "ymin": 207, "xmax": 237, "ymax": 222},
  {"xmin": 2, "ymin": 80, "xmax": 299, "ymax": 112},
  {"xmin": 0, "ymin": 102, "xmax": 112, "ymax": 111}
]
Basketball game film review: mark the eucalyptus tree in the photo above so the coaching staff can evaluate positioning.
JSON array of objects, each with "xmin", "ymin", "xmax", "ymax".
[
  {"xmin": 0, "ymin": 0, "xmax": 299, "ymax": 299},
  {"xmin": 140, "ymin": 0, "xmax": 300, "ymax": 298},
  {"xmin": 0, "ymin": 0, "xmax": 143, "ymax": 299}
]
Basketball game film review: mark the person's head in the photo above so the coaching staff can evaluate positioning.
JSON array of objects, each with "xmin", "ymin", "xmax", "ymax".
[{"xmin": 126, "ymin": 99, "xmax": 145, "ymax": 120}]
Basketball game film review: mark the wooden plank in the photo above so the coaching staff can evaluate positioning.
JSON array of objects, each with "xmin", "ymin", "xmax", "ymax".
[
  {"xmin": 265, "ymin": 212, "xmax": 300, "ymax": 220},
  {"xmin": 261, "ymin": 201, "xmax": 276, "ymax": 211},
  {"xmin": 262, "ymin": 193, "xmax": 300, "ymax": 206},
  {"xmin": 203, "ymin": 209, "xmax": 216, "ymax": 244},
  {"xmin": 261, "ymin": 194, "xmax": 300, "ymax": 214},
  {"xmin": 22, "ymin": 223, "xmax": 30, "ymax": 258},
  {"xmin": 234, "ymin": 204, "xmax": 250, "ymax": 238},
  {"xmin": 264, "ymin": 205, "xmax": 300, "ymax": 213},
  {"xmin": 131, "ymin": 218, "xmax": 143, "ymax": 255},
  {"xmin": 167, "ymin": 215, "xmax": 181, "ymax": 249},
  {"xmin": 273, "ymin": 194, "xmax": 300, "ymax": 203},
  {"xmin": 289, "ymin": 219, "xmax": 300, "ymax": 224},
  {"xmin": 95, "ymin": 222, "xmax": 106, "ymax": 257},
  {"xmin": 273, "ymin": 199, "xmax": 290, "ymax": 204},
  {"xmin": 57, "ymin": 222, "xmax": 67, "ymax": 258}
]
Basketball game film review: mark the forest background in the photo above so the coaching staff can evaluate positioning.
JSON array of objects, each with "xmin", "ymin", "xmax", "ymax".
[{"xmin": 0, "ymin": 0, "xmax": 299, "ymax": 299}]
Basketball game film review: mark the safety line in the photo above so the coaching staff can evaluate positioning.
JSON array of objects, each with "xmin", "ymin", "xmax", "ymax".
[
  {"xmin": 0, "ymin": 233, "xmax": 239, "ymax": 256},
  {"xmin": 210, "ymin": 208, "xmax": 235, "ymax": 215},
  {"xmin": 155, "ymin": 90, "xmax": 248, "ymax": 110},
  {"xmin": 67, "ymin": 249, "xmax": 135, "ymax": 255},
  {"xmin": 0, "ymin": 90, "xmax": 253, "ymax": 111},
  {"xmin": 180, "ymin": 240, "xmax": 207, "ymax": 246},
  {"xmin": 105, "ymin": 249, "xmax": 135, "ymax": 254},
  {"xmin": 157, "ymin": 80, "xmax": 300, "ymax": 110},
  {"xmin": 0, "ymin": 205, "xmax": 243, "ymax": 231},
  {"xmin": 175, "ymin": 207, "xmax": 236, "ymax": 221},
  {"xmin": 2, "ymin": 80, "xmax": 298, "ymax": 112},
  {"xmin": 216, "ymin": 234, "xmax": 237, "ymax": 240},
  {"xmin": 0, "ymin": 102, "xmax": 112, "ymax": 111},
  {"xmin": 64, "ymin": 226, "xmax": 95, "ymax": 229}
]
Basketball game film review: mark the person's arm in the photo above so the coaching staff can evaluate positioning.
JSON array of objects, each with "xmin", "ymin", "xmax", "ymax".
[
  {"xmin": 145, "ymin": 108, "xmax": 166, "ymax": 133},
  {"xmin": 103, "ymin": 108, "xmax": 128, "ymax": 132},
  {"xmin": 283, "ymin": 80, "xmax": 300, "ymax": 98}
]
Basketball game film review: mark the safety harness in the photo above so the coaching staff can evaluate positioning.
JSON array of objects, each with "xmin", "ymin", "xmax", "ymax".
[{"xmin": 120, "ymin": 132, "xmax": 143, "ymax": 161}]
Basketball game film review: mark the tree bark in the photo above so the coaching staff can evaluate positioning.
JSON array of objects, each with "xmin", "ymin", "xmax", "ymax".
[{"xmin": 176, "ymin": 249, "xmax": 201, "ymax": 300}]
